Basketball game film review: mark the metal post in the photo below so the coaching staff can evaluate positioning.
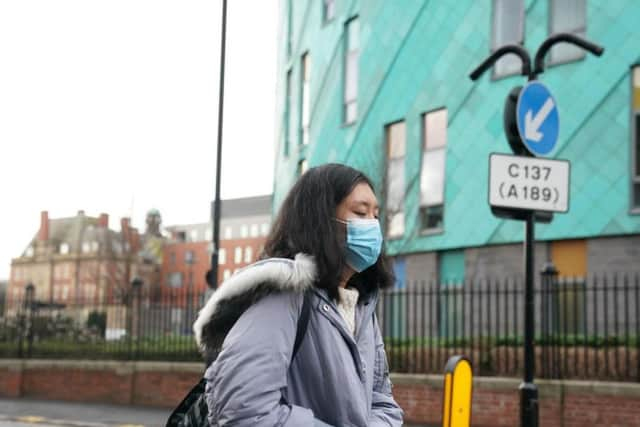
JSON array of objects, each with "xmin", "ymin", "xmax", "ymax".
[
  {"xmin": 206, "ymin": 0, "xmax": 228, "ymax": 291},
  {"xmin": 520, "ymin": 213, "xmax": 538, "ymax": 427}
]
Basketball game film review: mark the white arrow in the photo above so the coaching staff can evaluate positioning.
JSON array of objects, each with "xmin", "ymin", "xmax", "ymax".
[{"xmin": 524, "ymin": 97, "xmax": 555, "ymax": 143}]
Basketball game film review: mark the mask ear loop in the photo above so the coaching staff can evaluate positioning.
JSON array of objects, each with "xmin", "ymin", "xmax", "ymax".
[{"xmin": 334, "ymin": 218, "xmax": 348, "ymax": 225}]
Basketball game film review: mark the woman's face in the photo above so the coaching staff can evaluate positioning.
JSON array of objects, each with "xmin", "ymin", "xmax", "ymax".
[{"xmin": 336, "ymin": 182, "xmax": 379, "ymax": 222}]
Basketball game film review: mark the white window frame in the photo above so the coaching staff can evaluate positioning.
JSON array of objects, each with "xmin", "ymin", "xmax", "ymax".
[
  {"xmin": 344, "ymin": 17, "xmax": 359, "ymax": 124},
  {"xmin": 285, "ymin": 69, "xmax": 293, "ymax": 155},
  {"xmin": 224, "ymin": 226, "xmax": 233, "ymax": 240},
  {"xmin": 420, "ymin": 108, "xmax": 448, "ymax": 234},
  {"xmin": 244, "ymin": 246, "xmax": 253, "ymax": 263},
  {"xmin": 300, "ymin": 52, "xmax": 311, "ymax": 145},
  {"xmin": 218, "ymin": 248, "xmax": 227, "ymax": 265},
  {"xmin": 250, "ymin": 224, "xmax": 259, "ymax": 238},
  {"xmin": 323, "ymin": 0, "xmax": 335, "ymax": 23},
  {"xmin": 384, "ymin": 120, "xmax": 406, "ymax": 239},
  {"xmin": 234, "ymin": 247, "xmax": 242, "ymax": 264},
  {"xmin": 548, "ymin": 0, "xmax": 587, "ymax": 66},
  {"xmin": 491, "ymin": 0, "xmax": 525, "ymax": 79},
  {"xmin": 240, "ymin": 225, "xmax": 249, "ymax": 238},
  {"xmin": 298, "ymin": 159, "xmax": 309, "ymax": 176}
]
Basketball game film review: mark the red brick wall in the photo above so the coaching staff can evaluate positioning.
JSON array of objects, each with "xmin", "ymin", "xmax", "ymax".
[
  {"xmin": 0, "ymin": 366, "xmax": 22, "ymax": 397},
  {"xmin": 1, "ymin": 360, "xmax": 640, "ymax": 426},
  {"xmin": 21, "ymin": 368, "xmax": 132, "ymax": 404},
  {"xmin": 132, "ymin": 370, "xmax": 201, "ymax": 407}
]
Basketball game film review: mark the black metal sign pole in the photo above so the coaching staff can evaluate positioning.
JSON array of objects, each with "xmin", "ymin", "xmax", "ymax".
[
  {"xmin": 521, "ymin": 211, "xmax": 537, "ymax": 427},
  {"xmin": 470, "ymin": 33, "xmax": 603, "ymax": 427}
]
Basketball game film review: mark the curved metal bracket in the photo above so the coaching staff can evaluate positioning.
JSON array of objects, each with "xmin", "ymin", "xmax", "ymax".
[
  {"xmin": 469, "ymin": 44, "xmax": 531, "ymax": 81},
  {"xmin": 534, "ymin": 32, "xmax": 604, "ymax": 75}
]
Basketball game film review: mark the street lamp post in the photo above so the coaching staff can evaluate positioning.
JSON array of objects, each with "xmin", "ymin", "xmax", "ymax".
[
  {"xmin": 469, "ymin": 33, "xmax": 603, "ymax": 427},
  {"xmin": 206, "ymin": 0, "xmax": 228, "ymax": 292}
]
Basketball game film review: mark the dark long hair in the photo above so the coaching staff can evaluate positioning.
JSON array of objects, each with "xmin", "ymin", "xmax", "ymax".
[{"xmin": 263, "ymin": 163, "xmax": 394, "ymax": 301}]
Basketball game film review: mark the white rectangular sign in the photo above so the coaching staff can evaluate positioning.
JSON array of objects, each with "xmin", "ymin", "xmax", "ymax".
[{"xmin": 489, "ymin": 153, "xmax": 570, "ymax": 213}]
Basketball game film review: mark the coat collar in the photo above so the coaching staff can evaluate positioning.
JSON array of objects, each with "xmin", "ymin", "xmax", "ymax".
[{"xmin": 193, "ymin": 253, "xmax": 316, "ymax": 354}]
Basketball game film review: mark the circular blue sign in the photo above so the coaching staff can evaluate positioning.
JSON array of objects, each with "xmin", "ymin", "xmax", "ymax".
[{"xmin": 516, "ymin": 81, "xmax": 559, "ymax": 157}]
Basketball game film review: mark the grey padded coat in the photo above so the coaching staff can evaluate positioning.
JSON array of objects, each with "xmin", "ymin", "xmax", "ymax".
[{"xmin": 193, "ymin": 254, "xmax": 404, "ymax": 426}]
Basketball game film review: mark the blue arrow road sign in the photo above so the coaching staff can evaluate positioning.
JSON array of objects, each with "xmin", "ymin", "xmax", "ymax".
[{"xmin": 516, "ymin": 81, "xmax": 559, "ymax": 157}]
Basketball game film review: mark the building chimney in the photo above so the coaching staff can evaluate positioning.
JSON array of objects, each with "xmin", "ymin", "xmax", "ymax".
[
  {"xmin": 98, "ymin": 213, "xmax": 109, "ymax": 228},
  {"xmin": 39, "ymin": 211, "xmax": 49, "ymax": 241}
]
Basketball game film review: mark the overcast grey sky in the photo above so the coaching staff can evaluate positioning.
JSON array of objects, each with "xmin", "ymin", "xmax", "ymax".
[{"xmin": 0, "ymin": 1, "xmax": 279, "ymax": 279}]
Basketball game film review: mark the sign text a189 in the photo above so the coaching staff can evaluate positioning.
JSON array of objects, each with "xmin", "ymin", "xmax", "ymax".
[{"xmin": 489, "ymin": 153, "xmax": 570, "ymax": 213}]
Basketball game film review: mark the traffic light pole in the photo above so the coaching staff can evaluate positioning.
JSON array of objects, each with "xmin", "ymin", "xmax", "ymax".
[{"xmin": 469, "ymin": 33, "xmax": 603, "ymax": 427}]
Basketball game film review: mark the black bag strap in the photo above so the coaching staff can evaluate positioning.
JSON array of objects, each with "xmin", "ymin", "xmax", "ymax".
[
  {"xmin": 291, "ymin": 291, "xmax": 312, "ymax": 362},
  {"xmin": 167, "ymin": 291, "xmax": 313, "ymax": 427}
]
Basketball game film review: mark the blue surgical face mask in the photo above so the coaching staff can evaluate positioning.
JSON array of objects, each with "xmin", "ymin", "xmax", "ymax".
[{"xmin": 336, "ymin": 218, "xmax": 383, "ymax": 273}]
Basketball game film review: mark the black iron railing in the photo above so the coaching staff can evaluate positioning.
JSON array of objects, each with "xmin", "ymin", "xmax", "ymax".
[
  {"xmin": 377, "ymin": 272, "xmax": 640, "ymax": 382},
  {"xmin": 2, "ymin": 272, "xmax": 639, "ymax": 382}
]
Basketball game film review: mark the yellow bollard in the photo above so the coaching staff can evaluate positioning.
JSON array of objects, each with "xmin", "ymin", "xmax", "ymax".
[{"xmin": 442, "ymin": 355, "xmax": 473, "ymax": 427}]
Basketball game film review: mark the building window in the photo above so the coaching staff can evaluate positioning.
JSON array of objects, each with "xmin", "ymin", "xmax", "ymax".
[
  {"xmin": 549, "ymin": 0, "xmax": 586, "ymax": 65},
  {"xmin": 438, "ymin": 250, "xmax": 465, "ymax": 337},
  {"xmin": 60, "ymin": 243, "xmax": 69, "ymax": 255},
  {"xmin": 184, "ymin": 250, "xmax": 195, "ymax": 264},
  {"xmin": 81, "ymin": 242, "xmax": 91, "ymax": 253},
  {"xmin": 260, "ymin": 223, "xmax": 269, "ymax": 236},
  {"xmin": 633, "ymin": 66, "xmax": 640, "ymax": 211},
  {"xmin": 240, "ymin": 225, "xmax": 248, "ymax": 238},
  {"xmin": 323, "ymin": 0, "xmax": 335, "ymax": 23},
  {"xmin": 62, "ymin": 286, "xmax": 69, "ymax": 300},
  {"xmin": 170, "ymin": 252, "xmax": 176, "ymax": 266},
  {"xmin": 224, "ymin": 226, "xmax": 232, "ymax": 240},
  {"xmin": 91, "ymin": 241, "xmax": 99, "ymax": 252},
  {"xmin": 223, "ymin": 269, "xmax": 231, "ymax": 280},
  {"xmin": 385, "ymin": 120, "xmax": 406, "ymax": 239},
  {"xmin": 244, "ymin": 246, "xmax": 253, "ymax": 263},
  {"xmin": 285, "ymin": 69, "xmax": 292, "ymax": 155},
  {"xmin": 234, "ymin": 247, "xmax": 242, "ymax": 264},
  {"xmin": 25, "ymin": 246, "xmax": 34, "ymax": 257},
  {"xmin": 491, "ymin": 0, "xmax": 524, "ymax": 78},
  {"xmin": 218, "ymin": 248, "xmax": 226, "ymax": 265},
  {"xmin": 344, "ymin": 17, "xmax": 359, "ymax": 124},
  {"xmin": 550, "ymin": 240, "xmax": 587, "ymax": 334},
  {"xmin": 205, "ymin": 228, "xmax": 212, "ymax": 241},
  {"xmin": 190, "ymin": 229, "xmax": 199, "ymax": 242},
  {"xmin": 300, "ymin": 52, "xmax": 311, "ymax": 145},
  {"xmin": 420, "ymin": 108, "xmax": 447, "ymax": 233},
  {"xmin": 169, "ymin": 272, "xmax": 183, "ymax": 288},
  {"xmin": 286, "ymin": 0, "xmax": 293, "ymax": 57},
  {"xmin": 298, "ymin": 159, "xmax": 308, "ymax": 177},
  {"xmin": 250, "ymin": 224, "xmax": 259, "ymax": 238}
]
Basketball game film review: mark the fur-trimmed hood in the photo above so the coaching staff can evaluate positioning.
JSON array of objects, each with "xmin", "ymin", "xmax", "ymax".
[{"xmin": 193, "ymin": 253, "xmax": 316, "ymax": 358}]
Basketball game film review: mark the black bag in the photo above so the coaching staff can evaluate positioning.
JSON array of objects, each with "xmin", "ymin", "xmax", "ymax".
[{"xmin": 166, "ymin": 292, "xmax": 313, "ymax": 427}]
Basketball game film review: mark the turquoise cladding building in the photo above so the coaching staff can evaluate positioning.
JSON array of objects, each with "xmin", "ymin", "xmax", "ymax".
[{"xmin": 273, "ymin": 0, "xmax": 640, "ymax": 282}]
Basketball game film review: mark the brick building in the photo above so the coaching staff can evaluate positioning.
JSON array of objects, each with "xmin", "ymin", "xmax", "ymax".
[
  {"xmin": 161, "ymin": 195, "xmax": 272, "ymax": 305},
  {"xmin": 6, "ymin": 209, "xmax": 165, "ymax": 316}
]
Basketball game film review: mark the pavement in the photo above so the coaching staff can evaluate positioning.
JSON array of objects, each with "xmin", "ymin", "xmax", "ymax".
[
  {"xmin": 0, "ymin": 398, "xmax": 433, "ymax": 426},
  {"xmin": 0, "ymin": 399, "xmax": 169, "ymax": 427}
]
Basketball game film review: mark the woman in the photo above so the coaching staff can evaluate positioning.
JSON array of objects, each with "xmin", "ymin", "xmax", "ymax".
[{"xmin": 193, "ymin": 163, "xmax": 404, "ymax": 426}]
